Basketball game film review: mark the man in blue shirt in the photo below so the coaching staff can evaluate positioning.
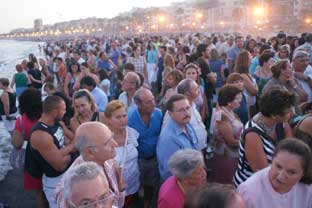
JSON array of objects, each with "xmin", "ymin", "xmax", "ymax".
[
  {"xmin": 227, "ymin": 36, "xmax": 244, "ymax": 73},
  {"xmin": 128, "ymin": 88, "xmax": 162, "ymax": 208},
  {"xmin": 157, "ymin": 94, "xmax": 199, "ymax": 181},
  {"xmin": 80, "ymin": 76, "xmax": 108, "ymax": 112}
]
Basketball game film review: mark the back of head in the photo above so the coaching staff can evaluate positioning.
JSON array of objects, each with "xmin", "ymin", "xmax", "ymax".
[
  {"xmin": 19, "ymin": 88, "xmax": 42, "ymax": 120},
  {"xmin": 42, "ymin": 95, "xmax": 63, "ymax": 114},
  {"xmin": 80, "ymin": 76, "xmax": 96, "ymax": 88},
  {"xmin": 177, "ymin": 79, "xmax": 195, "ymax": 95}
]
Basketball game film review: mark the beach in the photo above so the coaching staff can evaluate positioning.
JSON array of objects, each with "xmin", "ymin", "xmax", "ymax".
[{"xmin": 0, "ymin": 40, "xmax": 41, "ymax": 207}]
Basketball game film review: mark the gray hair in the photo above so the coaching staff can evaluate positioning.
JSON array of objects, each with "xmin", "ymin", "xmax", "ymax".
[
  {"xmin": 75, "ymin": 133, "xmax": 94, "ymax": 153},
  {"xmin": 293, "ymin": 50, "xmax": 309, "ymax": 60},
  {"xmin": 168, "ymin": 149, "xmax": 204, "ymax": 179},
  {"xmin": 63, "ymin": 161, "xmax": 108, "ymax": 200},
  {"xmin": 177, "ymin": 79, "xmax": 196, "ymax": 95}
]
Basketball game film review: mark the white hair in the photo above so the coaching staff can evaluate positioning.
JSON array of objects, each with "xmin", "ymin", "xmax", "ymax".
[
  {"xmin": 63, "ymin": 161, "xmax": 108, "ymax": 200},
  {"xmin": 168, "ymin": 149, "xmax": 204, "ymax": 179}
]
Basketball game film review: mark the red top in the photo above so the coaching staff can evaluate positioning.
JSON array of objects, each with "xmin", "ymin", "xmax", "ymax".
[
  {"xmin": 15, "ymin": 114, "xmax": 38, "ymax": 140},
  {"xmin": 158, "ymin": 176, "xmax": 184, "ymax": 208}
]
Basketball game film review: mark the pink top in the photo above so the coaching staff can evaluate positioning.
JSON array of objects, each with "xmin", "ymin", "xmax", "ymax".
[
  {"xmin": 15, "ymin": 114, "xmax": 38, "ymax": 140},
  {"xmin": 158, "ymin": 176, "xmax": 184, "ymax": 208},
  {"xmin": 238, "ymin": 167, "xmax": 312, "ymax": 208}
]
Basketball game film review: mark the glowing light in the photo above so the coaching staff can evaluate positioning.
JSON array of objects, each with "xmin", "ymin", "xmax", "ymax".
[
  {"xmin": 306, "ymin": 18, "xmax": 311, "ymax": 24},
  {"xmin": 254, "ymin": 6, "xmax": 265, "ymax": 16},
  {"xmin": 196, "ymin": 12, "xmax": 203, "ymax": 19},
  {"xmin": 158, "ymin": 15, "xmax": 165, "ymax": 23},
  {"xmin": 220, "ymin": 21, "xmax": 224, "ymax": 26}
]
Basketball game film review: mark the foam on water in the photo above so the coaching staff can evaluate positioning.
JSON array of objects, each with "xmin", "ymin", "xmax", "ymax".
[{"xmin": 0, "ymin": 39, "xmax": 42, "ymax": 181}]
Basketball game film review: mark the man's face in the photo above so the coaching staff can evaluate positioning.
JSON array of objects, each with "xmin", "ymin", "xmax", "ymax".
[
  {"xmin": 159, "ymin": 48, "xmax": 166, "ymax": 57},
  {"xmin": 137, "ymin": 91, "xmax": 156, "ymax": 114},
  {"xmin": 67, "ymin": 176, "xmax": 113, "ymax": 208},
  {"xmin": 293, "ymin": 55, "xmax": 309, "ymax": 72},
  {"xmin": 55, "ymin": 101, "xmax": 66, "ymax": 121},
  {"xmin": 122, "ymin": 74, "xmax": 137, "ymax": 93},
  {"xmin": 168, "ymin": 99, "xmax": 191, "ymax": 126},
  {"xmin": 235, "ymin": 38, "xmax": 244, "ymax": 49},
  {"xmin": 89, "ymin": 128, "xmax": 117, "ymax": 164}
]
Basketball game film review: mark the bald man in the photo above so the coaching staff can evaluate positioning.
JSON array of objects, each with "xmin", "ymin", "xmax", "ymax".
[{"xmin": 56, "ymin": 122, "xmax": 125, "ymax": 208}]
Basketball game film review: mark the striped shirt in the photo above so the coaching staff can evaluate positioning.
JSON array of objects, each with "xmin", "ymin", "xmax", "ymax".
[{"xmin": 233, "ymin": 120, "xmax": 284, "ymax": 187}]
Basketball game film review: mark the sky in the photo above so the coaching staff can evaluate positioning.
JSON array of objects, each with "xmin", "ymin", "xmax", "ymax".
[{"xmin": 0, "ymin": 0, "xmax": 184, "ymax": 33}]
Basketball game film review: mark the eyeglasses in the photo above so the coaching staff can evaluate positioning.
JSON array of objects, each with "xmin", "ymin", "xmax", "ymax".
[
  {"xmin": 170, "ymin": 106, "xmax": 191, "ymax": 113},
  {"xmin": 68, "ymin": 190, "xmax": 114, "ymax": 208}
]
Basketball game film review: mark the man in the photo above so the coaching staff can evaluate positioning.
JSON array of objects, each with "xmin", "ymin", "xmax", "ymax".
[
  {"xmin": 118, "ymin": 72, "xmax": 140, "ymax": 113},
  {"xmin": 156, "ymin": 46, "xmax": 167, "ymax": 93},
  {"xmin": 96, "ymin": 51, "xmax": 117, "ymax": 74},
  {"xmin": 219, "ymin": 35, "xmax": 235, "ymax": 56},
  {"xmin": 292, "ymin": 50, "xmax": 312, "ymax": 102},
  {"xmin": 72, "ymin": 50, "xmax": 85, "ymax": 64},
  {"xmin": 28, "ymin": 96, "xmax": 75, "ymax": 208},
  {"xmin": 108, "ymin": 41, "xmax": 121, "ymax": 66},
  {"xmin": 176, "ymin": 79, "xmax": 208, "ymax": 151},
  {"xmin": 56, "ymin": 122, "xmax": 125, "ymax": 208},
  {"xmin": 157, "ymin": 94, "xmax": 199, "ymax": 181},
  {"xmin": 128, "ymin": 88, "xmax": 162, "ymax": 208},
  {"xmin": 295, "ymin": 33, "xmax": 312, "ymax": 65},
  {"xmin": 227, "ymin": 36, "xmax": 244, "ymax": 73},
  {"xmin": 63, "ymin": 162, "xmax": 115, "ymax": 208},
  {"xmin": 80, "ymin": 76, "xmax": 108, "ymax": 112}
]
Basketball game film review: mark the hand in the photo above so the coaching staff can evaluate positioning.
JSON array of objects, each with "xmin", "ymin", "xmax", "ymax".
[{"xmin": 116, "ymin": 166, "xmax": 126, "ymax": 192}]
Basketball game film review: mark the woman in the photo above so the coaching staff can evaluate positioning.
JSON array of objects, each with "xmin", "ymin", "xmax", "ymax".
[
  {"xmin": 234, "ymin": 89, "xmax": 295, "ymax": 187},
  {"xmin": 184, "ymin": 183, "xmax": 245, "ymax": 208},
  {"xmin": 254, "ymin": 50, "xmax": 275, "ymax": 96},
  {"xmin": 128, "ymin": 45, "xmax": 148, "ymax": 83},
  {"xmin": 262, "ymin": 59, "xmax": 307, "ymax": 111},
  {"xmin": 234, "ymin": 50, "xmax": 258, "ymax": 117},
  {"xmin": 72, "ymin": 62, "xmax": 99, "ymax": 91},
  {"xmin": 104, "ymin": 100, "xmax": 140, "ymax": 207},
  {"xmin": 238, "ymin": 138, "xmax": 312, "ymax": 208},
  {"xmin": 63, "ymin": 61, "xmax": 81, "ymax": 98},
  {"xmin": 0, "ymin": 78, "xmax": 18, "ymax": 135},
  {"xmin": 70, "ymin": 89, "xmax": 104, "ymax": 132},
  {"xmin": 12, "ymin": 88, "xmax": 48, "ymax": 208},
  {"xmin": 146, "ymin": 42, "xmax": 158, "ymax": 84},
  {"xmin": 211, "ymin": 85, "xmax": 244, "ymax": 184},
  {"xmin": 10, "ymin": 64, "xmax": 29, "ymax": 98},
  {"xmin": 27, "ymin": 61, "xmax": 44, "ymax": 89},
  {"xmin": 275, "ymin": 44, "xmax": 290, "ymax": 60},
  {"xmin": 158, "ymin": 149, "xmax": 207, "ymax": 208},
  {"xmin": 184, "ymin": 63, "xmax": 207, "ymax": 121}
]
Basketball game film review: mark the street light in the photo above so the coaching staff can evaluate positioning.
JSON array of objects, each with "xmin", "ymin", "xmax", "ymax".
[
  {"xmin": 158, "ymin": 15, "xmax": 165, "ymax": 23},
  {"xmin": 195, "ymin": 12, "xmax": 203, "ymax": 20},
  {"xmin": 253, "ymin": 6, "xmax": 265, "ymax": 16},
  {"xmin": 306, "ymin": 18, "xmax": 311, "ymax": 24}
]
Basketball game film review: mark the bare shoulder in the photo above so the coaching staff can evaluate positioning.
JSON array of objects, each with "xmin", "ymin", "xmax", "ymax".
[{"xmin": 30, "ymin": 130, "xmax": 54, "ymax": 150}]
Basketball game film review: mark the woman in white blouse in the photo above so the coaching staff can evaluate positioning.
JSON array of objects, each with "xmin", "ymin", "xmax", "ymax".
[{"xmin": 104, "ymin": 100, "xmax": 140, "ymax": 207}]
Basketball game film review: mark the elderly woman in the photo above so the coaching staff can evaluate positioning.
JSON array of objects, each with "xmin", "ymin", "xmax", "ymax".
[
  {"xmin": 234, "ymin": 89, "xmax": 295, "ymax": 187},
  {"xmin": 238, "ymin": 138, "xmax": 312, "ymax": 208},
  {"xmin": 0, "ymin": 78, "xmax": 18, "ymax": 135},
  {"xmin": 211, "ymin": 85, "xmax": 244, "ymax": 184},
  {"xmin": 158, "ymin": 149, "xmax": 207, "ymax": 208},
  {"xmin": 184, "ymin": 183, "xmax": 245, "ymax": 208},
  {"xmin": 104, "ymin": 100, "xmax": 140, "ymax": 207},
  {"xmin": 262, "ymin": 59, "xmax": 307, "ymax": 110},
  {"xmin": 70, "ymin": 89, "xmax": 104, "ymax": 132}
]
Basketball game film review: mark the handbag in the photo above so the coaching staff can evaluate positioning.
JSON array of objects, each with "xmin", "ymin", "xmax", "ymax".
[{"xmin": 9, "ymin": 116, "xmax": 27, "ymax": 170}]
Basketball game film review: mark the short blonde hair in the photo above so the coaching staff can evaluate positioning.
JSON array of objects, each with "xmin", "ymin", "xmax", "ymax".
[{"xmin": 104, "ymin": 100, "xmax": 125, "ymax": 118}]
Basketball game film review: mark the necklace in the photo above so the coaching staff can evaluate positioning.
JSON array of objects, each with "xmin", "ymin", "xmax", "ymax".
[{"xmin": 256, "ymin": 113, "xmax": 276, "ymax": 135}]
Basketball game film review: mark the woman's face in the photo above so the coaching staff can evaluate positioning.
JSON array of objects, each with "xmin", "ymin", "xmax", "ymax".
[
  {"xmin": 269, "ymin": 151, "xmax": 304, "ymax": 194},
  {"xmin": 166, "ymin": 75, "xmax": 176, "ymax": 88},
  {"xmin": 185, "ymin": 67, "xmax": 198, "ymax": 81},
  {"xmin": 186, "ymin": 161, "xmax": 207, "ymax": 186},
  {"xmin": 107, "ymin": 107, "xmax": 128, "ymax": 130},
  {"xmin": 265, "ymin": 58, "xmax": 275, "ymax": 68},
  {"xmin": 279, "ymin": 50, "xmax": 288, "ymax": 59},
  {"xmin": 228, "ymin": 93, "xmax": 242, "ymax": 110},
  {"xmin": 74, "ymin": 96, "xmax": 92, "ymax": 116},
  {"xmin": 71, "ymin": 64, "xmax": 79, "ymax": 73},
  {"xmin": 280, "ymin": 62, "xmax": 292, "ymax": 80}
]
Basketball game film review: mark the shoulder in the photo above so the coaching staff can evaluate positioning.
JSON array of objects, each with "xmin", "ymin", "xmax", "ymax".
[{"xmin": 127, "ymin": 126, "xmax": 139, "ymax": 140}]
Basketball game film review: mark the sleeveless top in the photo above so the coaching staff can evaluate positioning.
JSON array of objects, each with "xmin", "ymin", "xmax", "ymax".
[
  {"xmin": 25, "ymin": 121, "xmax": 70, "ymax": 178},
  {"xmin": 15, "ymin": 73, "xmax": 28, "ymax": 87},
  {"xmin": 0, "ymin": 91, "xmax": 17, "ymax": 115},
  {"xmin": 294, "ymin": 114, "xmax": 312, "ymax": 148},
  {"xmin": 233, "ymin": 120, "xmax": 285, "ymax": 187},
  {"xmin": 77, "ymin": 112, "xmax": 99, "ymax": 124}
]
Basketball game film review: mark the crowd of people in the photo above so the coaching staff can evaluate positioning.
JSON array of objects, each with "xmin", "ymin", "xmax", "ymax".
[{"xmin": 2, "ymin": 31, "xmax": 312, "ymax": 208}]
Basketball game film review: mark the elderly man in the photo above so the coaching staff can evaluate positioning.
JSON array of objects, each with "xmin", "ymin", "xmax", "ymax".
[
  {"xmin": 157, "ymin": 94, "xmax": 199, "ymax": 181},
  {"xmin": 292, "ymin": 50, "xmax": 312, "ymax": 102},
  {"xmin": 56, "ymin": 122, "xmax": 125, "ymax": 208},
  {"xmin": 63, "ymin": 162, "xmax": 115, "ymax": 208},
  {"xmin": 128, "ymin": 87, "xmax": 163, "ymax": 208},
  {"xmin": 158, "ymin": 149, "xmax": 207, "ymax": 208},
  {"xmin": 118, "ymin": 72, "xmax": 140, "ymax": 113},
  {"xmin": 28, "ymin": 95, "xmax": 75, "ymax": 208}
]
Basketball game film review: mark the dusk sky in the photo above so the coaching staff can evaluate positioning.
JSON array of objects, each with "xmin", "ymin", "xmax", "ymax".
[{"xmin": 1, "ymin": 0, "xmax": 184, "ymax": 33}]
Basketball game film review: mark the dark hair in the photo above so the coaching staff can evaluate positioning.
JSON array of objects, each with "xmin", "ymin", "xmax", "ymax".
[
  {"xmin": 159, "ymin": 45, "xmax": 167, "ymax": 52},
  {"xmin": 274, "ymin": 138, "xmax": 312, "ymax": 184},
  {"xmin": 270, "ymin": 59, "xmax": 289, "ymax": 78},
  {"xmin": 42, "ymin": 95, "xmax": 63, "ymax": 114},
  {"xmin": 196, "ymin": 44, "xmax": 208, "ymax": 58},
  {"xmin": 80, "ymin": 76, "xmax": 96, "ymax": 88},
  {"xmin": 19, "ymin": 88, "xmax": 42, "ymax": 120},
  {"xmin": 218, "ymin": 85, "xmax": 242, "ymax": 107},
  {"xmin": 0, "ymin": 78, "xmax": 10, "ymax": 87},
  {"xmin": 124, "ymin": 62, "xmax": 135, "ymax": 71},
  {"xmin": 184, "ymin": 183, "xmax": 239, "ymax": 208},
  {"xmin": 259, "ymin": 51, "xmax": 274, "ymax": 67},
  {"xmin": 259, "ymin": 44, "xmax": 272, "ymax": 55},
  {"xmin": 259, "ymin": 88, "xmax": 295, "ymax": 117},
  {"xmin": 27, "ymin": 61, "xmax": 34, "ymax": 69},
  {"xmin": 167, "ymin": 94, "xmax": 187, "ymax": 112},
  {"xmin": 68, "ymin": 61, "xmax": 81, "ymax": 74},
  {"xmin": 44, "ymin": 82, "xmax": 55, "ymax": 91}
]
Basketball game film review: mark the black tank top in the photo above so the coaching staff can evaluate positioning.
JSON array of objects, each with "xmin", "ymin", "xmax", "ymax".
[
  {"xmin": 25, "ymin": 121, "xmax": 70, "ymax": 178},
  {"xmin": 0, "ymin": 91, "xmax": 17, "ymax": 115}
]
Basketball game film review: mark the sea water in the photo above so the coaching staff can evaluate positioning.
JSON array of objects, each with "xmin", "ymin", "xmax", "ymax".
[{"xmin": 0, "ymin": 39, "xmax": 42, "ymax": 181}]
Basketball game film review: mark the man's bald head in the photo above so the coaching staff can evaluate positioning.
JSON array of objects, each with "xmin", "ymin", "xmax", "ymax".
[{"xmin": 75, "ymin": 122, "xmax": 112, "ymax": 153}]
